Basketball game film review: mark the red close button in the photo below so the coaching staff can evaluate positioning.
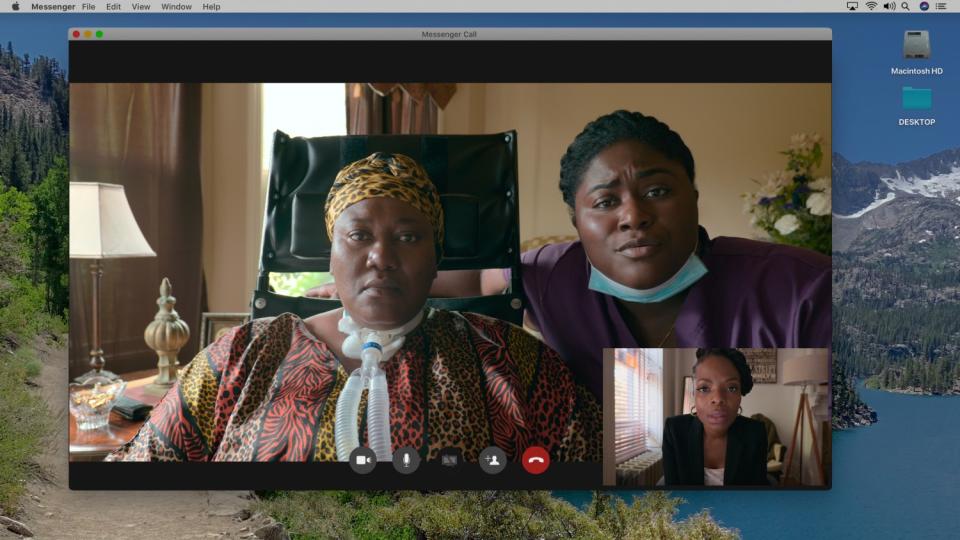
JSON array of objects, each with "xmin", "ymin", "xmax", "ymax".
[{"xmin": 521, "ymin": 446, "xmax": 550, "ymax": 475}]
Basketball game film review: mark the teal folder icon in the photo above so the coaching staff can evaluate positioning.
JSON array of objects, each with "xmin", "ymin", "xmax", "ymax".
[{"xmin": 902, "ymin": 87, "xmax": 932, "ymax": 110}]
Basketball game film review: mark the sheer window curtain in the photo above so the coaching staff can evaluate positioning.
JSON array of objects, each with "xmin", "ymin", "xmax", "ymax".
[{"xmin": 69, "ymin": 83, "xmax": 204, "ymax": 379}]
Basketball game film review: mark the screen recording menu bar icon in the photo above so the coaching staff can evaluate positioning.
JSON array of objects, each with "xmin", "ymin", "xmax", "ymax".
[{"xmin": 904, "ymin": 30, "xmax": 931, "ymax": 59}]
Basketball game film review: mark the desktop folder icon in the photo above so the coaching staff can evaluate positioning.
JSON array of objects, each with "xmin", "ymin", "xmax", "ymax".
[{"xmin": 902, "ymin": 87, "xmax": 932, "ymax": 110}]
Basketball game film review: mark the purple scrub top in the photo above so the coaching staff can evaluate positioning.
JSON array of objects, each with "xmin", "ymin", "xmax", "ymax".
[{"xmin": 512, "ymin": 227, "xmax": 831, "ymax": 399}]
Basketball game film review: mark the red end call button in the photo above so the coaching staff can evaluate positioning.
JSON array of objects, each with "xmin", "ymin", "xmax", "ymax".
[{"xmin": 521, "ymin": 446, "xmax": 550, "ymax": 475}]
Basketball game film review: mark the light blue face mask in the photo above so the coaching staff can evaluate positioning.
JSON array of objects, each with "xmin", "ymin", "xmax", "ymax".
[{"xmin": 588, "ymin": 251, "xmax": 708, "ymax": 304}]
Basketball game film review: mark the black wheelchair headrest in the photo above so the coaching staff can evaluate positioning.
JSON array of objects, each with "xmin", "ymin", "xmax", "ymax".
[{"xmin": 261, "ymin": 131, "xmax": 520, "ymax": 273}]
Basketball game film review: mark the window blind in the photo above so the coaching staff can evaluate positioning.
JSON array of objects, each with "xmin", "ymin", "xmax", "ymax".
[{"xmin": 614, "ymin": 349, "xmax": 647, "ymax": 464}]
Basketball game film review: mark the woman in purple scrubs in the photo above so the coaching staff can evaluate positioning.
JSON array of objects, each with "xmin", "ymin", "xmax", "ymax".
[
  {"xmin": 501, "ymin": 110, "xmax": 830, "ymax": 398},
  {"xmin": 310, "ymin": 111, "xmax": 830, "ymax": 399}
]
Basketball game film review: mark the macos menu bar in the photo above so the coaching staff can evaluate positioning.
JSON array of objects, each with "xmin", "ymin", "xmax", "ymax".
[{"xmin": 6, "ymin": 0, "xmax": 959, "ymax": 13}]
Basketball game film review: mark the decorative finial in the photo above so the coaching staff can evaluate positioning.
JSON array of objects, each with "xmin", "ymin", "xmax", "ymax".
[{"xmin": 144, "ymin": 277, "xmax": 190, "ymax": 391}]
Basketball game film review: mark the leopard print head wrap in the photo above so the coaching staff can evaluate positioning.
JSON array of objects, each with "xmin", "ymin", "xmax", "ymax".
[{"xmin": 325, "ymin": 152, "xmax": 444, "ymax": 258}]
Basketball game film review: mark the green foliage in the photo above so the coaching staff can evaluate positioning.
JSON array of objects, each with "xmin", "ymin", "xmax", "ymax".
[
  {"xmin": 833, "ymin": 250, "xmax": 960, "ymax": 395},
  {"xmin": 0, "ymin": 275, "xmax": 63, "ymax": 344},
  {"xmin": 869, "ymin": 358, "xmax": 960, "ymax": 394},
  {"xmin": 256, "ymin": 490, "xmax": 739, "ymax": 539},
  {"xmin": 254, "ymin": 491, "xmax": 357, "ymax": 539},
  {"xmin": 0, "ymin": 41, "xmax": 66, "ymax": 516},
  {"xmin": 831, "ymin": 356, "xmax": 876, "ymax": 428},
  {"xmin": 742, "ymin": 134, "xmax": 831, "ymax": 255},
  {"xmin": 591, "ymin": 491, "xmax": 738, "ymax": 540},
  {"xmin": 377, "ymin": 491, "xmax": 605, "ymax": 539},
  {"xmin": 0, "ymin": 182, "xmax": 66, "ymax": 343},
  {"xmin": 0, "ymin": 185, "xmax": 35, "ymax": 270},
  {"xmin": 0, "ymin": 347, "xmax": 52, "ymax": 514},
  {"xmin": 254, "ymin": 491, "xmax": 414, "ymax": 540},
  {"xmin": 29, "ymin": 157, "xmax": 69, "ymax": 316},
  {"xmin": 269, "ymin": 272, "xmax": 332, "ymax": 298},
  {"xmin": 0, "ymin": 44, "xmax": 68, "ymax": 190}
]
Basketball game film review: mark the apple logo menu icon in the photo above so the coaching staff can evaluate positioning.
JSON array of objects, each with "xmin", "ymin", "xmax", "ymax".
[{"xmin": 12, "ymin": 2, "xmax": 20, "ymax": 11}]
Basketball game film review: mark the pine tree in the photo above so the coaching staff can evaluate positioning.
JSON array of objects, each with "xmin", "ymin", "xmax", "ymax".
[{"xmin": 29, "ymin": 157, "xmax": 68, "ymax": 316}]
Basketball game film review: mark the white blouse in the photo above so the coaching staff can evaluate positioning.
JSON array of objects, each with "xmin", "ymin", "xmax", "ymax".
[{"xmin": 704, "ymin": 467, "xmax": 725, "ymax": 486}]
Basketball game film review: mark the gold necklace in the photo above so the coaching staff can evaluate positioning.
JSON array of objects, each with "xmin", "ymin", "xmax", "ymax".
[{"xmin": 657, "ymin": 324, "xmax": 676, "ymax": 348}]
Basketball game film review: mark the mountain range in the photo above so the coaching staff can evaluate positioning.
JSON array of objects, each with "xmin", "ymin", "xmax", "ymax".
[
  {"xmin": 832, "ymin": 147, "xmax": 960, "ymax": 390},
  {"xmin": 833, "ymin": 148, "xmax": 960, "ymax": 253},
  {"xmin": 0, "ymin": 45, "xmax": 67, "ymax": 190}
]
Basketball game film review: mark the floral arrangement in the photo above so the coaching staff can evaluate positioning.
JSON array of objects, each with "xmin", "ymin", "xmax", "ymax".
[{"xmin": 742, "ymin": 133, "xmax": 831, "ymax": 255}]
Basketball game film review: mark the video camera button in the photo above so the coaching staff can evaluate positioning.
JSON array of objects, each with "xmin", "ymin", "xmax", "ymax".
[{"xmin": 348, "ymin": 447, "xmax": 378, "ymax": 475}]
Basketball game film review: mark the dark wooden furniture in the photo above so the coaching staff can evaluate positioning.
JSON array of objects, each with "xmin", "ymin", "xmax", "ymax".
[{"xmin": 68, "ymin": 369, "xmax": 165, "ymax": 462}]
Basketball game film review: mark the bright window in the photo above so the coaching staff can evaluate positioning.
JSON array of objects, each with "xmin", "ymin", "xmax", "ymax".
[
  {"xmin": 614, "ymin": 348, "xmax": 663, "ymax": 464},
  {"xmin": 261, "ymin": 83, "xmax": 346, "ymax": 296}
]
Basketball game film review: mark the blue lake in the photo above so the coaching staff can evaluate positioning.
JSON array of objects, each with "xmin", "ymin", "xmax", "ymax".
[{"xmin": 560, "ymin": 386, "xmax": 960, "ymax": 538}]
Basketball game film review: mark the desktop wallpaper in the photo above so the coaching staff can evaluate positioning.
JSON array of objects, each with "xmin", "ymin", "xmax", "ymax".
[{"xmin": 1, "ymin": 11, "xmax": 958, "ymax": 539}]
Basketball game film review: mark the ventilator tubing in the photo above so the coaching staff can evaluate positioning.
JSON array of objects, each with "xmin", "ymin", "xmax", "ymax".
[
  {"xmin": 366, "ymin": 369, "xmax": 392, "ymax": 461},
  {"xmin": 333, "ymin": 310, "xmax": 423, "ymax": 462},
  {"xmin": 335, "ymin": 371, "xmax": 363, "ymax": 462}
]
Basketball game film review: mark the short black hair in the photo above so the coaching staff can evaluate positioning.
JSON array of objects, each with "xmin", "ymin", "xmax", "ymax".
[
  {"xmin": 693, "ymin": 348, "xmax": 754, "ymax": 396},
  {"xmin": 559, "ymin": 110, "xmax": 696, "ymax": 210}
]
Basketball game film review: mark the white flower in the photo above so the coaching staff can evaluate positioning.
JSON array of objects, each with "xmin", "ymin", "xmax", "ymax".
[
  {"xmin": 789, "ymin": 133, "xmax": 822, "ymax": 153},
  {"xmin": 774, "ymin": 214, "xmax": 801, "ymax": 235},
  {"xmin": 757, "ymin": 170, "xmax": 789, "ymax": 198},
  {"xmin": 806, "ymin": 192, "xmax": 831, "ymax": 216},
  {"xmin": 809, "ymin": 176, "xmax": 831, "ymax": 192}
]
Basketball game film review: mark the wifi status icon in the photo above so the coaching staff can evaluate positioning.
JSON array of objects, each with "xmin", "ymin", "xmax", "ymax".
[{"xmin": 866, "ymin": 1, "xmax": 879, "ymax": 8}]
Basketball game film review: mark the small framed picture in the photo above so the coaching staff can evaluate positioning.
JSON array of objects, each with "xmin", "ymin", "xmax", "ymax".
[
  {"xmin": 200, "ymin": 312, "xmax": 251, "ymax": 348},
  {"xmin": 743, "ymin": 348, "xmax": 778, "ymax": 384}
]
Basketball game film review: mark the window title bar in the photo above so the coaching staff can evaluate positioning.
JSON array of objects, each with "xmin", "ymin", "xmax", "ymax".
[{"xmin": 66, "ymin": 27, "xmax": 833, "ymax": 41}]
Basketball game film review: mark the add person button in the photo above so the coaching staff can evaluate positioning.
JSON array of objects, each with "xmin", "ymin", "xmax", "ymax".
[
  {"xmin": 479, "ymin": 446, "xmax": 507, "ymax": 475},
  {"xmin": 521, "ymin": 446, "xmax": 550, "ymax": 475}
]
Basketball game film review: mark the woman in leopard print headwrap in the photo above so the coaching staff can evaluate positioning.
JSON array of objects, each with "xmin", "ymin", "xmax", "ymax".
[{"xmin": 108, "ymin": 152, "xmax": 601, "ymax": 465}]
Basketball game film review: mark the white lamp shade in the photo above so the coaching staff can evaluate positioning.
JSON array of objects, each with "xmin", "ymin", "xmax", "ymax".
[
  {"xmin": 69, "ymin": 182, "xmax": 156, "ymax": 259},
  {"xmin": 782, "ymin": 352, "xmax": 829, "ymax": 386}
]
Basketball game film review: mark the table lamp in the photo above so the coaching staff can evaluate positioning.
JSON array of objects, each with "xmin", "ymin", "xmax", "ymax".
[
  {"xmin": 69, "ymin": 182, "xmax": 156, "ymax": 381},
  {"xmin": 781, "ymin": 351, "xmax": 829, "ymax": 486}
]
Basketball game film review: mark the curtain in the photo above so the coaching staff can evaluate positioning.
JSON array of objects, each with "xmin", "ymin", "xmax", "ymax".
[
  {"xmin": 346, "ymin": 83, "xmax": 457, "ymax": 135},
  {"xmin": 69, "ymin": 83, "xmax": 204, "ymax": 379}
]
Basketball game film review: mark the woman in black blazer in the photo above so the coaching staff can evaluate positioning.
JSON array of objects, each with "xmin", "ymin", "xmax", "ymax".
[{"xmin": 663, "ymin": 348, "xmax": 768, "ymax": 486}]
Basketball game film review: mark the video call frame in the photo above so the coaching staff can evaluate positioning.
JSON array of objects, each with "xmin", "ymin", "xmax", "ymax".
[{"xmin": 68, "ymin": 28, "xmax": 832, "ymax": 490}]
